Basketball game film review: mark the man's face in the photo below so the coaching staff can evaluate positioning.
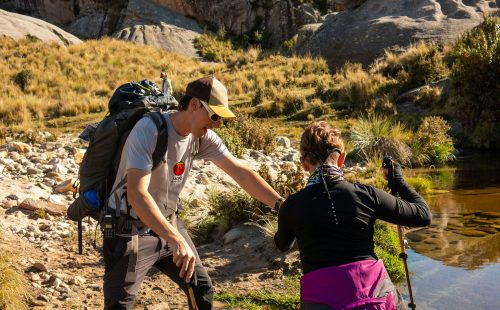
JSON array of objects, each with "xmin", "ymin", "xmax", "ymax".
[{"xmin": 192, "ymin": 98, "xmax": 221, "ymax": 137}]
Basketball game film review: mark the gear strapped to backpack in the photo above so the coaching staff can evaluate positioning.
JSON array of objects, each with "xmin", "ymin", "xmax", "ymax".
[{"xmin": 67, "ymin": 79, "xmax": 176, "ymax": 224}]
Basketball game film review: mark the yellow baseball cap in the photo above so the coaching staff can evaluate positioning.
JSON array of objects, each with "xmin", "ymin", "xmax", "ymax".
[{"xmin": 186, "ymin": 76, "xmax": 236, "ymax": 118}]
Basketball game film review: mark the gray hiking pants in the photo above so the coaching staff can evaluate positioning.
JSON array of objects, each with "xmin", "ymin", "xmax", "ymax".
[{"xmin": 103, "ymin": 218, "xmax": 214, "ymax": 310}]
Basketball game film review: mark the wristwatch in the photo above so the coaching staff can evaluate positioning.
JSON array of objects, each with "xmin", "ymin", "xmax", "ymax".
[{"xmin": 274, "ymin": 197, "xmax": 285, "ymax": 211}]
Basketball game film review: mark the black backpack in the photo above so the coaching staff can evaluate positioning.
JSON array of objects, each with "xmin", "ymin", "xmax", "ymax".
[{"xmin": 67, "ymin": 80, "xmax": 175, "ymax": 222}]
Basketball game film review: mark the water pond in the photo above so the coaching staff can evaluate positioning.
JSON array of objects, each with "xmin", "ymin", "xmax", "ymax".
[{"xmin": 400, "ymin": 151, "xmax": 500, "ymax": 309}]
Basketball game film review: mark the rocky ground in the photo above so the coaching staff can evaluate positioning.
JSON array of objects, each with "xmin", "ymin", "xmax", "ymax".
[{"xmin": 1, "ymin": 131, "xmax": 348, "ymax": 309}]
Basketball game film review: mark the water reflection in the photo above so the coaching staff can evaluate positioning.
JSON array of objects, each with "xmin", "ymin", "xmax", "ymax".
[
  {"xmin": 406, "ymin": 210, "xmax": 500, "ymax": 269},
  {"xmin": 404, "ymin": 151, "xmax": 500, "ymax": 269}
]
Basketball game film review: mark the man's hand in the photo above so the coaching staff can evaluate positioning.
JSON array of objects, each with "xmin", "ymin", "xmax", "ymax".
[
  {"xmin": 172, "ymin": 237, "xmax": 196, "ymax": 283},
  {"xmin": 382, "ymin": 155, "xmax": 403, "ymax": 194}
]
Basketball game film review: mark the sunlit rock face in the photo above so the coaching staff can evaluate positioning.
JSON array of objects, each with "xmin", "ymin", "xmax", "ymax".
[
  {"xmin": 407, "ymin": 189, "xmax": 500, "ymax": 270},
  {"xmin": 0, "ymin": 0, "xmax": 300, "ymax": 49},
  {"xmin": 294, "ymin": 0, "xmax": 499, "ymax": 70},
  {"xmin": 0, "ymin": 9, "xmax": 81, "ymax": 46}
]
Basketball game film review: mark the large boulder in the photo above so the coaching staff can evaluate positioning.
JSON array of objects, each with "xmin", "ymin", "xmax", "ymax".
[
  {"xmin": 0, "ymin": 0, "xmax": 77, "ymax": 25},
  {"xmin": 113, "ymin": 0, "xmax": 202, "ymax": 58},
  {"xmin": 0, "ymin": 9, "xmax": 81, "ymax": 46},
  {"xmin": 294, "ymin": 0, "xmax": 499, "ymax": 70}
]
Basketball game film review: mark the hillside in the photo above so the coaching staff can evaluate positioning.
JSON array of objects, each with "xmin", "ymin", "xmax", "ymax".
[{"xmin": 0, "ymin": 16, "xmax": 499, "ymax": 309}]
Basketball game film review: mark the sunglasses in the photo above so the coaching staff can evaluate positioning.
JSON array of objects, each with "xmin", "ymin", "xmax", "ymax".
[{"xmin": 199, "ymin": 100, "xmax": 221, "ymax": 122}]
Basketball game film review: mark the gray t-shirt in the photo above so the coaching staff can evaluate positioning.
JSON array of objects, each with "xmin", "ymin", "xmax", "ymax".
[{"xmin": 109, "ymin": 112, "xmax": 229, "ymax": 219}]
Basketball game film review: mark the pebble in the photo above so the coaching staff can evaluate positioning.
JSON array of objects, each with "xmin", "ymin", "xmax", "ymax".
[
  {"xmin": 32, "ymin": 262, "xmax": 48, "ymax": 272},
  {"xmin": 37, "ymin": 294, "xmax": 50, "ymax": 302}
]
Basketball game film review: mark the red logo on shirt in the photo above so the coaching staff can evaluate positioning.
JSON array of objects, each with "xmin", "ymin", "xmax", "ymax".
[{"xmin": 173, "ymin": 161, "xmax": 185, "ymax": 176}]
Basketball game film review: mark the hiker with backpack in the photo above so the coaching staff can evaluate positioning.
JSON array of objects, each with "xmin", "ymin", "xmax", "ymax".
[
  {"xmin": 273, "ymin": 121, "xmax": 432, "ymax": 310},
  {"xmin": 96, "ymin": 76, "xmax": 284, "ymax": 310}
]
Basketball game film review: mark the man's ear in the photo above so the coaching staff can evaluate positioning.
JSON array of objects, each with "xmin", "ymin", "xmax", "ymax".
[
  {"xmin": 338, "ymin": 152, "xmax": 346, "ymax": 168},
  {"xmin": 188, "ymin": 97, "xmax": 198, "ymax": 111}
]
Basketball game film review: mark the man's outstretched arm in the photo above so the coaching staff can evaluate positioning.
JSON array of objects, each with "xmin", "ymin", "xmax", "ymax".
[{"xmin": 212, "ymin": 153, "xmax": 282, "ymax": 208}]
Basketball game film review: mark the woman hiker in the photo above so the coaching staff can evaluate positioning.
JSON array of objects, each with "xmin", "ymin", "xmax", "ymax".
[{"xmin": 274, "ymin": 121, "xmax": 432, "ymax": 310}]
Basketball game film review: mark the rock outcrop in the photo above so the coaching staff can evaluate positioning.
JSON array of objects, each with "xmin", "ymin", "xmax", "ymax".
[
  {"xmin": 294, "ymin": 0, "xmax": 499, "ymax": 70},
  {"xmin": 0, "ymin": 9, "xmax": 81, "ymax": 46},
  {"xmin": 1, "ymin": 0, "xmax": 304, "ymax": 50},
  {"xmin": 150, "ymin": 0, "xmax": 298, "ymax": 48},
  {"xmin": 113, "ymin": 0, "xmax": 202, "ymax": 58}
]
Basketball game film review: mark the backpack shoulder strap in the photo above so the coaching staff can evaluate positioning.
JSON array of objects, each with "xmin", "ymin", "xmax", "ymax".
[{"xmin": 147, "ymin": 111, "xmax": 169, "ymax": 169}]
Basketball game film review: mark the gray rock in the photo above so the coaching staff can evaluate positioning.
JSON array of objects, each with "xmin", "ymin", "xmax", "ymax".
[
  {"xmin": 32, "ymin": 262, "xmax": 48, "ymax": 272},
  {"xmin": 196, "ymin": 173, "xmax": 211, "ymax": 185},
  {"xmin": 32, "ymin": 282, "xmax": 43, "ymax": 289},
  {"xmin": 294, "ymin": 0, "xmax": 498, "ymax": 70},
  {"xmin": 275, "ymin": 136, "xmax": 291, "ymax": 148},
  {"xmin": 8, "ymin": 151, "xmax": 21, "ymax": 160},
  {"xmin": 48, "ymin": 194, "xmax": 64, "ymax": 205},
  {"xmin": 223, "ymin": 227, "xmax": 244, "ymax": 245},
  {"xmin": 6, "ymin": 194, "xmax": 19, "ymax": 200},
  {"xmin": 282, "ymin": 151, "xmax": 300, "ymax": 162},
  {"xmin": 296, "ymin": 3, "xmax": 323, "ymax": 27},
  {"xmin": 0, "ymin": 9, "xmax": 81, "ymax": 46},
  {"xmin": 37, "ymin": 294, "xmax": 50, "ymax": 302},
  {"xmin": 52, "ymin": 163, "xmax": 68, "ymax": 175},
  {"xmin": 30, "ymin": 272, "xmax": 41, "ymax": 282},
  {"xmin": 27, "ymin": 167, "xmax": 43, "ymax": 175},
  {"xmin": 113, "ymin": 0, "xmax": 203, "ymax": 58},
  {"xmin": 72, "ymin": 275, "xmax": 86, "ymax": 285},
  {"xmin": 250, "ymin": 150, "xmax": 266, "ymax": 161}
]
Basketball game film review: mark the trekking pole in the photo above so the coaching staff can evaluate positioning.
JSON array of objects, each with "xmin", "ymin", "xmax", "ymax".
[
  {"xmin": 188, "ymin": 285, "xmax": 198, "ymax": 310},
  {"xmin": 397, "ymin": 224, "xmax": 416, "ymax": 309},
  {"xmin": 383, "ymin": 156, "xmax": 416, "ymax": 309},
  {"xmin": 78, "ymin": 219, "xmax": 83, "ymax": 255},
  {"xmin": 187, "ymin": 271, "xmax": 198, "ymax": 310}
]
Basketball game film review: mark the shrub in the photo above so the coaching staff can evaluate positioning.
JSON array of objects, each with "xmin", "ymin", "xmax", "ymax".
[
  {"xmin": 414, "ymin": 86, "xmax": 443, "ymax": 107},
  {"xmin": 208, "ymin": 187, "xmax": 268, "ymax": 233},
  {"xmin": 348, "ymin": 115, "xmax": 413, "ymax": 165},
  {"xmin": 33, "ymin": 208, "xmax": 46, "ymax": 219},
  {"xmin": 286, "ymin": 100, "xmax": 333, "ymax": 121},
  {"xmin": 194, "ymin": 33, "xmax": 237, "ymax": 63},
  {"xmin": 258, "ymin": 163, "xmax": 306, "ymax": 199},
  {"xmin": 12, "ymin": 69, "xmax": 33, "ymax": 92},
  {"xmin": 225, "ymin": 115, "xmax": 277, "ymax": 154},
  {"xmin": 281, "ymin": 93, "xmax": 305, "ymax": 115},
  {"xmin": 373, "ymin": 42, "xmax": 449, "ymax": 92},
  {"xmin": 447, "ymin": 17, "xmax": 500, "ymax": 148},
  {"xmin": 251, "ymin": 87, "xmax": 264, "ymax": 106},
  {"xmin": 333, "ymin": 63, "xmax": 396, "ymax": 114},
  {"xmin": 254, "ymin": 101, "xmax": 284, "ymax": 118},
  {"xmin": 282, "ymin": 37, "xmax": 296, "ymax": 52},
  {"xmin": 314, "ymin": 81, "xmax": 334, "ymax": 102},
  {"xmin": 192, "ymin": 215, "xmax": 218, "ymax": 244},
  {"xmin": 214, "ymin": 126, "xmax": 244, "ymax": 158},
  {"xmin": 411, "ymin": 116, "xmax": 455, "ymax": 166}
]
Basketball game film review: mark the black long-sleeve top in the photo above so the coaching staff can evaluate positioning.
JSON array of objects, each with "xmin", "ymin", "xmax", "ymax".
[{"xmin": 274, "ymin": 179, "xmax": 431, "ymax": 274}]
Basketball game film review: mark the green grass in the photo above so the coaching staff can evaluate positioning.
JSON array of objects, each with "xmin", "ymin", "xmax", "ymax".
[
  {"xmin": 215, "ymin": 291, "xmax": 299, "ymax": 310},
  {"xmin": 373, "ymin": 221, "xmax": 405, "ymax": 284},
  {"xmin": 406, "ymin": 177, "xmax": 433, "ymax": 195}
]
